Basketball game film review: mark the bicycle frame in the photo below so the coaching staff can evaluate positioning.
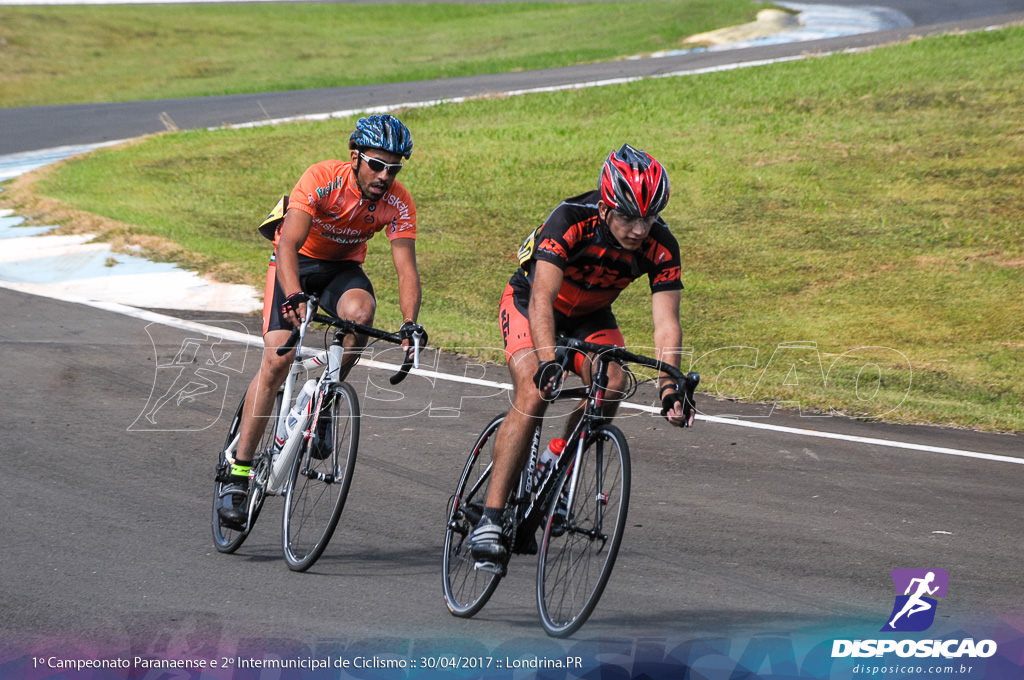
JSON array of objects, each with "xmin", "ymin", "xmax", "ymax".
[
  {"xmin": 511, "ymin": 337, "xmax": 699, "ymax": 552},
  {"xmin": 265, "ymin": 352, "xmax": 330, "ymax": 493},
  {"xmin": 443, "ymin": 336, "xmax": 699, "ymax": 635},
  {"xmin": 508, "ymin": 352, "xmax": 609, "ymax": 549},
  {"xmin": 267, "ymin": 297, "xmax": 422, "ymax": 493}
]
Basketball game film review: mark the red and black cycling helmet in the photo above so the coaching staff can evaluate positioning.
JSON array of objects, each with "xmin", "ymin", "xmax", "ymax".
[{"xmin": 599, "ymin": 144, "xmax": 670, "ymax": 218}]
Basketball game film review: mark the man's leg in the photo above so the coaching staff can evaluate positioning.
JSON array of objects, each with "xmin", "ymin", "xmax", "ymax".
[
  {"xmin": 556, "ymin": 323, "xmax": 629, "ymax": 437},
  {"xmin": 333, "ymin": 288, "xmax": 376, "ymax": 380},
  {"xmin": 235, "ymin": 329, "xmax": 295, "ymax": 463},
  {"xmin": 553, "ymin": 357, "xmax": 628, "ymax": 441},
  {"xmin": 468, "ymin": 347, "xmax": 549, "ymax": 560},
  {"xmin": 220, "ymin": 328, "xmax": 294, "ymax": 528},
  {"xmin": 316, "ymin": 261, "xmax": 377, "ymax": 380}
]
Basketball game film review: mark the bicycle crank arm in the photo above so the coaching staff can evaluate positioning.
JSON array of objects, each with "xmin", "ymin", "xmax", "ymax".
[
  {"xmin": 242, "ymin": 495, "xmax": 261, "ymax": 534},
  {"xmin": 454, "ymin": 504, "xmax": 483, "ymax": 527}
]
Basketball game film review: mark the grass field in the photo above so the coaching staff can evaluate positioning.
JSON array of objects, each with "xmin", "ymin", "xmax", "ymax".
[
  {"xmin": 1, "ymin": 5, "xmax": 1021, "ymax": 432},
  {"xmin": 0, "ymin": 0, "xmax": 767, "ymax": 107}
]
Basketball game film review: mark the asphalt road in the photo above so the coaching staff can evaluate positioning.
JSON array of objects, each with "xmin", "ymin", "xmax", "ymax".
[
  {"xmin": 1, "ymin": 1, "xmax": 1023, "ymax": 675},
  {"xmin": 1, "ymin": 288, "xmax": 1021, "ymax": 658}
]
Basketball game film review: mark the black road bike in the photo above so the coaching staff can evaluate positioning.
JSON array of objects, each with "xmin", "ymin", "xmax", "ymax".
[{"xmin": 443, "ymin": 336, "xmax": 698, "ymax": 637}]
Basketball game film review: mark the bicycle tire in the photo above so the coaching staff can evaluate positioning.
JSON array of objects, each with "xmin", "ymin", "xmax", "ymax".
[
  {"xmin": 442, "ymin": 413, "xmax": 507, "ymax": 617},
  {"xmin": 212, "ymin": 392, "xmax": 278, "ymax": 553},
  {"xmin": 282, "ymin": 381, "xmax": 360, "ymax": 572},
  {"xmin": 537, "ymin": 424, "xmax": 631, "ymax": 637}
]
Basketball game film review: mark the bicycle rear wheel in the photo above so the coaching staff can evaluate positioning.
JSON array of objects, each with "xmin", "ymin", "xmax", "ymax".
[
  {"xmin": 442, "ymin": 414, "xmax": 507, "ymax": 617},
  {"xmin": 282, "ymin": 381, "xmax": 360, "ymax": 572},
  {"xmin": 212, "ymin": 391, "xmax": 278, "ymax": 553},
  {"xmin": 537, "ymin": 424, "xmax": 630, "ymax": 637}
]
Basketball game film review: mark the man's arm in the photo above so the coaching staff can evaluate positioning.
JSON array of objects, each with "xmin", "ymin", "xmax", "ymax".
[
  {"xmin": 651, "ymin": 288, "xmax": 691, "ymax": 427},
  {"xmin": 390, "ymin": 238, "xmax": 422, "ymax": 325},
  {"xmin": 528, "ymin": 260, "xmax": 564, "ymax": 364},
  {"xmin": 652, "ymin": 288, "xmax": 683, "ymax": 375},
  {"xmin": 276, "ymin": 209, "xmax": 313, "ymax": 326}
]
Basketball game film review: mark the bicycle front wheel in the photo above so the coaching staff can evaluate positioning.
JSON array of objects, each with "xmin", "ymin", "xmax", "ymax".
[
  {"xmin": 537, "ymin": 424, "xmax": 630, "ymax": 637},
  {"xmin": 282, "ymin": 381, "xmax": 360, "ymax": 572},
  {"xmin": 442, "ymin": 414, "xmax": 506, "ymax": 617},
  {"xmin": 212, "ymin": 391, "xmax": 278, "ymax": 553}
]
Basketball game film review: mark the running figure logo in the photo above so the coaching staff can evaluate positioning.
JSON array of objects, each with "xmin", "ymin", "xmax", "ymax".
[
  {"xmin": 130, "ymin": 322, "xmax": 250, "ymax": 432},
  {"xmin": 881, "ymin": 568, "xmax": 949, "ymax": 632}
]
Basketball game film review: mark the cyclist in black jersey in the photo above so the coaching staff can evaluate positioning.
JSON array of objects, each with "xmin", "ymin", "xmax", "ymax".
[{"xmin": 467, "ymin": 144, "xmax": 695, "ymax": 562}]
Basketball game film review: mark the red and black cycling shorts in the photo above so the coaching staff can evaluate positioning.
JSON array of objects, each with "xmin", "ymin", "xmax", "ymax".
[
  {"xmin": 499, "ymin": 280, "xmax": 625, "ymax": 375},
  {"xmin": 263, "ymin": 253, "xmax": 374, "ymax": 335}
]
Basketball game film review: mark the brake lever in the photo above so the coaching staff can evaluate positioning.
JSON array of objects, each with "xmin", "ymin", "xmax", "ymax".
[
  {"xmin": 681, "ymin": 372, "xmax": 700, "ymax": 427},
  {"xmin": 275, "ymin": 300, "xmax": 316, "ymax": 356},
  {"xmin": 389, "ymin": 329, "xmax": 425, "ymax": 385}
]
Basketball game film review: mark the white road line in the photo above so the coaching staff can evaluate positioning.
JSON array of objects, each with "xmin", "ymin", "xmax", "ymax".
[
  {"xmin": 676, "ymin": 415, "xmax": 1023, "ymax": 466},
  {"xmin": 8, "ymin": 285, "xmax": 1015, "ymax": 467},
  {"xmin": 225, "ymin": 57, "xmax": 812, "ymax": 133}
]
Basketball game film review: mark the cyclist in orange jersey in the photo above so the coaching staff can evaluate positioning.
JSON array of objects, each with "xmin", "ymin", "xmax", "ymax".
[
  {"xmin": 219, "ymin": 114, "xmax": 424, "ymax": 529},
  {"xmin": 467, "ymin": 144, "xmax": 695, "ymax": 561}
]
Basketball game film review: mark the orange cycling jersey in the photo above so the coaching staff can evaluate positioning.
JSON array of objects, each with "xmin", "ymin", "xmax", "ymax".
[{"xmin": 279, "ymin": 159, "xmax": 416, "ymax": 263}]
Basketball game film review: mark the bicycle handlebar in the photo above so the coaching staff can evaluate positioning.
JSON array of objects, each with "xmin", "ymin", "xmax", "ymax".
[
  {"xmin": 275, "ymin": 297, "xmax": 426, "ymax": 385},
  {"xmin": 556, "ymin": 335, "xmax": 700, "ymax": 417},
  {"xmin": 276, "ymin": 327, "xmax": 303, "ymax": 356}
]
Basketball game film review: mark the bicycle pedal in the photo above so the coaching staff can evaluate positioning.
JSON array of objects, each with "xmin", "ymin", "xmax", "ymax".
[{"xmin": 473, "ymin": 560, "xmax": 507, "ymax": 577}]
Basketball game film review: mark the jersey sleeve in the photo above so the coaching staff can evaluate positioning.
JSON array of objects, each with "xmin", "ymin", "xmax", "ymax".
[
  {"xmin": 287, "ymin": 162, "xmax": 331, "ymax": 218},
  {"xmin": 384, "ymin": 182, "xmax": 417, "ymax": 241},
  {"xmin": 647, "ymin": 224, "xmax": 684, "ymax": 293},
  {"xmin": 529, "ymin": 204, "xmax": 578, "ymax": 269}
]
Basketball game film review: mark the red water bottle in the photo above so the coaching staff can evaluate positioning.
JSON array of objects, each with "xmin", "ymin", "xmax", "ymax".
[{"xmin": 532, "ymin": 438, "xmax": 566, "ymax": 489}]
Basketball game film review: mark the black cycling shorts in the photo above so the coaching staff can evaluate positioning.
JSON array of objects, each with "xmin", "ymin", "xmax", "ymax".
[{"xmin": 262, "ymin": 254, "xmax": 374, "ymax": 334}]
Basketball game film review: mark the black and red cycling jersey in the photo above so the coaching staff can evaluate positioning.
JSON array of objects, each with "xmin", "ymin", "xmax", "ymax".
[{"xmin": 511, "ymin": 189, "xmax": 683, "ymax": 317}]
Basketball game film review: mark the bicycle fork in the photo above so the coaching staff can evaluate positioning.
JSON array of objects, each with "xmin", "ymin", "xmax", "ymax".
[{"xmin": 556, "ymin": 434, "xmax": 610, "ymax": 548}]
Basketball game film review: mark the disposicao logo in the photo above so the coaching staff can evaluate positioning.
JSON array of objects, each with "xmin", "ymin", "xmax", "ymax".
[
  {"xmin": 882, "ymin": 568, "xmax": 948, "ymax": 632},
  {"xmin": 831, "ymin": 568, "xmax": 998, "ymax": 660}
]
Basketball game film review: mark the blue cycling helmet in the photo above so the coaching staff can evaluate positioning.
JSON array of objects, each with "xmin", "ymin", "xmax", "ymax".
[{"xmin": 348, "ymin": 114, "xmax": 414, "ymax": 159}]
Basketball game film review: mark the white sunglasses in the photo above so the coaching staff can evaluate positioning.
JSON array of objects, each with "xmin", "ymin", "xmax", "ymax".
[{"xmin": 358, "ymin": 152, "xmax": 403, "ymax": 176}]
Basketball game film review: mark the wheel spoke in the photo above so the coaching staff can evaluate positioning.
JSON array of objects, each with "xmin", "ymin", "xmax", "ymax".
[
  {"xmin": 212, "ymin": 393, "xmax": 278, "ymax": 553},
  {"xmin": 537, "ymin": 426, "xmax": 630, "ymax": 637},
  {"xmin": 282, "ymin": 383, "xmax": 359, "ymax": 571},
  {"xmin": 442, "ymin": 415, "xmax": 507, "ymax": 617}
]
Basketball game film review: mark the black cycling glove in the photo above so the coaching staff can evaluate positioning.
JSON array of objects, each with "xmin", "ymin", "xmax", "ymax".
[
  {"xmin": 533, "ymin": 360, "xmax": 565, "ymax": 392},
  {"xmin": 661, "ymin": 387, "xmax": 696, "ymax": 427},
  {"xmin": 280, "ymin": 291, "xmax": 309, "ymax": 319},
  {"xmin": 399, "ymin": 321, "xmax": 428, "ymax": 347}
]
